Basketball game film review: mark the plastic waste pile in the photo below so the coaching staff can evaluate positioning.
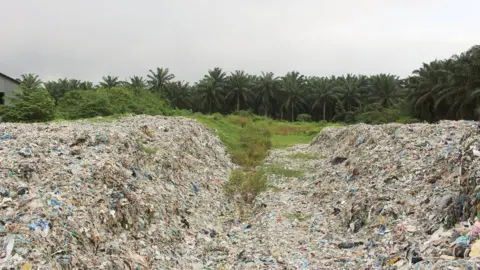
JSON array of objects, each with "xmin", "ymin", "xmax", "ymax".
[
  {"xmin": 0, "ymin": 116, "xmax": 235, "ymax": 269},
  {"xmin": 222, "ymin": 120, "xmax": 480, "ymax": 269},
  {"xmin": 2, "ymin": 116, "xmax": 480, "ymax": 269}
]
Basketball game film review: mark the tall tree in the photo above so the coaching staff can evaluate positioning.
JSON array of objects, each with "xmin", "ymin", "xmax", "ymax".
[
  {"xmin": 334, "ymin": 74, "xmax": 367, "ymax": 112},
  {"xmin": 197, "ymin": 67, "xmax": 227, "ymax": 114},
  {"xmin": 226, "ymin": 70, "xmax": 254, "ymax": 111},
  {"xmin": 279, "ymin": 71, "xmax": 307, "ymax": 121},
  {"xmin": 20, "ymin": 73, "xmax": 42, "ymax": 92},
  {"xmin": 99, "ymin": 76, "xmax": 121, "ymax": 89},
  {"xmin": 127, "ymin": 76, "xmax": 146, "ymax": 95},
  {"xmin": 368, "ymin": 74, "xmax": 403, "ymax": 108},
  {"xmin": 147, "ymin": 68, "xmax": 175, "ymax": 98},
  {"xmin": 309, "ymin": 77, "xmax": 339, "ymax": 121},
  {"xmin": 80, "ymin": 81, "xmax": 95, "ymax": 90},
  {"xmin": 167, "ymin": 81, "xmax": 192, "ymax": 109},
  {"xmin": 255, "ymin": 72, "xmax": 278, "ymax": 117}
]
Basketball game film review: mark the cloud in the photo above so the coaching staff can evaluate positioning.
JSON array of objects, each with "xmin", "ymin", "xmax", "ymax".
[{"xmin": 0, "ymin": 0, "xmax": 479, "ymax": 83}]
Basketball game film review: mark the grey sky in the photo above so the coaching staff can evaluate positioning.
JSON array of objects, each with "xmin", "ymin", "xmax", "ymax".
[{"xmin": 0, "ymin": 0, "xmax": 479, "ymax": 83}]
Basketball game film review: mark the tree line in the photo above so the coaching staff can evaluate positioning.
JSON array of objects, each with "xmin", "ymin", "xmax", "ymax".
[{"xmin": 4, "ymin": 45, "xmax": 480, "ymax": 123}]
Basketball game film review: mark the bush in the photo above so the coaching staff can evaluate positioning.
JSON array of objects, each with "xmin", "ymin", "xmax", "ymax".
[
  {"xmin": 211, "ymin": 112, "xmax": 223, "ymax": 120},
  {"xmin": 56, "ymin": 87, "xmax": 170, "ymax": 120},
  {"xmin": 224, "ymin": 168, "xmax": 267, "ymax": 203},
  {"xmin": 356, "ymin": 104, "xmax": 419, "ymax": 125},
  {"xmin": 296, "ymin": 113, "xmax": 312, "ymax": 122},
  {"xmin": 232, "ymin": 110, "xmax": 254, "ymax": 117},
  {"xmin": 171, "ymin": 109, "xmax": 192, "ymax": 116},
  {"xmin": 0, "ymin": 88, "xmax": 56, "ymax": 122}
]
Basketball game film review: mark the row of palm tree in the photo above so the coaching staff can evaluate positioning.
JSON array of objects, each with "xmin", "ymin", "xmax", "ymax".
[
  {"xmin": 17, "ymin": 45, "xmax": 480, "ymax": 122},
  {"xmin": 407, "ymin": 45, "xmax": 480, "ymax": 121}
]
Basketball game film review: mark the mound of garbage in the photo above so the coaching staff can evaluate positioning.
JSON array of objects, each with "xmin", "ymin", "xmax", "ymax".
[
  {"xmin": 0, "ymin": 116, "xmax": 235, "ymax": 269},
  {"xmin": 3, "ymin": 117, "xmax": 480, "ymax": 269},
  {"xmin": 225, "ymin": 120, "xmax": 480, "ymax": 269}
]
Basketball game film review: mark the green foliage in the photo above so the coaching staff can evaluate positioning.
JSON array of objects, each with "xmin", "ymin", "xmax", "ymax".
[
  {"xmin": 296, "ymin": 113, "xmax": 312, "ymax": 122},
  {"xmin": 0, "ymin": 87, "xmax": 55, "ymax": 122},
  {"xmin": 56, "ymin": 87, "xmax": 170, "ymax": 120},
  {"xmin": 171, "ymin": 109, "xmax": 192, "ymax": 116},
  {"xmin": 232, "ymin": 110, "xmax": 254, "ymax": 117},
  {"xmin": 224, "ymin": 168, "xmax": 267, "ymax": 203},
  {"xmin": 211, "ymin": 112, "xmax": 223, "ymax": 120},
  {"xmin": 356, "ymin": 103, "xmax": 419, "ymax": 124},
  {"xmin": 233, "ymin": 122, "xmax": 272, "ymax": 166},
  {"xmin": 226, "ymin": 115, "xmax": 252, "ymax": 127}
]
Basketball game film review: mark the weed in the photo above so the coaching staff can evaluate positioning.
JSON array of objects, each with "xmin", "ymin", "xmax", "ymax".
[
  {"xmin": 224, "ymin": 168, "xmax": 268, "ymax": 203},
  {"xmin": 139, "ymin": 144, "xmax": 158, "ymax": 156}
]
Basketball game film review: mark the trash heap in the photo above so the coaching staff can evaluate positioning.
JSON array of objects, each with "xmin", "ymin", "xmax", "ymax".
[
  {"xmin": 224, "ymin": 120, "xmax": 480, "ymax": 269},
  {"xmin": 0, "ymin": 116, "xmax": 235, "ymax": 269}
]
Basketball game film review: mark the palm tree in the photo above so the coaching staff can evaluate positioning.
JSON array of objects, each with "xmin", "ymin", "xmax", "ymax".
[
  {"xmin": 80, "ymin": 81, "xmax": 95, "ymax": 90},
  {"xmin": 147, "ymin": 68, "xmax": 175, "ymax": 98},
  {"xmin": 279, "ymin": 71, "xmax": 307, "ymax": 121},
  {"xmin": 309, "ymin": 77, "xmax": 340, "ymax": 121},
  {"xmin": 99, "ymin": 76, "xmax": 121, "ymax": 89},
  {"xmin": 197, "ymin": 78, "xmax": 225, "ymax": 114},
  {"xmin": 255, "ymin": 72, "xmax": 278, "ymax": 117},
  {"xmin": 20, "ymin": 73, "xmax": 42, "ymax": 92},
  {"xmin": 167, "ymin": 81, "xmax": 192, "ymax": 109},
  {"xmin": 127, "ymin": 76, "xmax": 146, "ymax": 95},
  {"xmin": 334, "ymin": 74, "xmax": 367, "ymax": 112},
  {"xmin": 434, "ymin": 45, "xmax": 480, "ymax": 119},
  {"xmin": 69, "ymin": 79, "xmax": 82, "ymax": 90},
  {"xmin": 368, "ymin": 74, "xmax": 403, "ymax": 108},
  {"xmin": 408, "ymin": 61, "xmax": 450, "ymax": 121},
  {"xmin": 225, "ymin": 70, "xmax": 254, "ymax": 111},
  {"xmin": 197, "ymin": 67, "xmax": 227, "ymax": 113}
]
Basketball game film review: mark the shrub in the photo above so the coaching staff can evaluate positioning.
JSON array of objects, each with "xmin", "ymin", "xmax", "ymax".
[
  {"xmin": 211, "ymin": 112, "xmax": 223, "ymax": 120},
  {"xmin": 233, "ymin": 122, "xmax": 272, "ymax": 166},
  {"xmin": 0, "ymin": 87, "xmax": 56, "ymax": 122},
  {"xmin": 57, "ymin": 90, "xmax": 112, "ymax": 119},
  {"xmin": 296, "ymin": 113, "xmax": 312, "ymax": 122},
  {"xmin": 224, "ymin": 168, "xmax": 267, "ymax": 203},
  {"xmin": 56, "ymin": 87, "xmax": 170, "ymax": 120}
]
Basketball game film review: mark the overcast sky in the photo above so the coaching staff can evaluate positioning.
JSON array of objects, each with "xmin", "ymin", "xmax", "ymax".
[{"xmin": 0, "ymin": 0, "xmax": 479, "ymax": 83}]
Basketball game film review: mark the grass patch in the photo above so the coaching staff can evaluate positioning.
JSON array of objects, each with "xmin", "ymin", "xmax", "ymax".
[
  {"xmin": 285, "ymin": 152, "xmax": 319, "ymax": 160},
  {"xmin": 224, "ymin": 168, "xmax": 268, "ymax": 203},
  {"xmin": 191, "ymin": 115, "xmax": 271, "ymax": 166},
  {"xmin": 189, "ymin": 114, "xmax": 340, "ymax": 202},
  {"xmin": 264, "ymin": 165, "xmax": 305, "ymax": 177},
  {"xmin": 270, "ymin": 122, "xmax": 342, "ymax": 148}
]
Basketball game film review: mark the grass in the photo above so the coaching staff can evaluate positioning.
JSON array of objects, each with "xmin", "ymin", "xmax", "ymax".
[
  {"xmin": 224, "ymin": 168, "xmax": 268, "ymax": 203},
  {"xmin": 264, "ymin": 165, "xmax": 305, "ymax": 177},
  {"xmin": 285, "ymin": 152, "xmax": 320, "ymax": 160},
  {"xmin": 191, "ymin": 114, "xmax": 341, "ymax": 151}
]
